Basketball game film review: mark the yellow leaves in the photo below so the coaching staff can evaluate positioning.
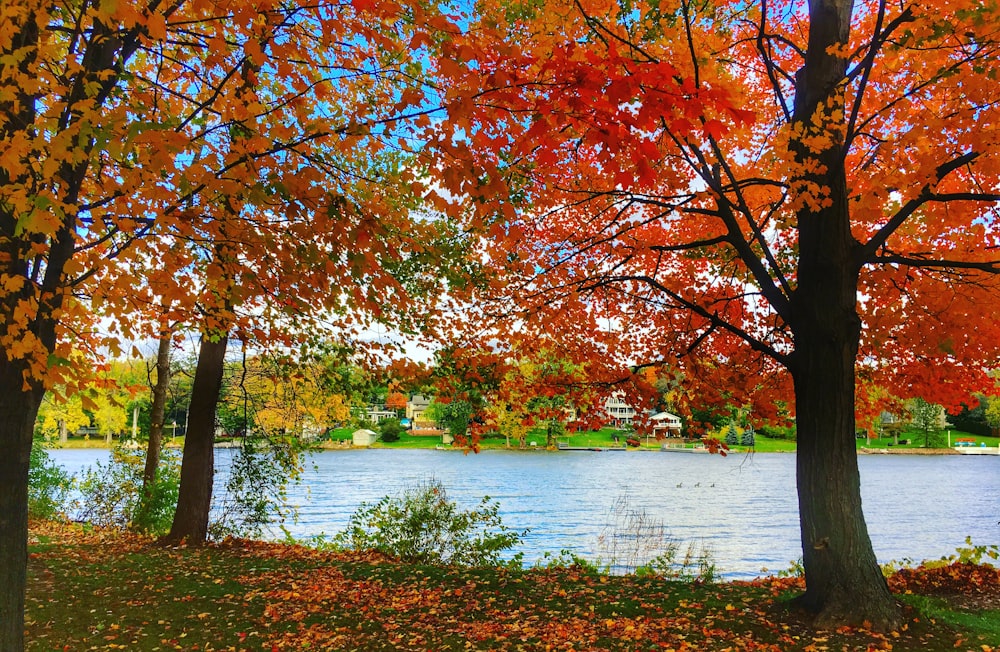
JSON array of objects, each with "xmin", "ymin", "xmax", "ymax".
[{"xmin": 0, "ymin": 273, "xmax": 24, "ymax": 293}]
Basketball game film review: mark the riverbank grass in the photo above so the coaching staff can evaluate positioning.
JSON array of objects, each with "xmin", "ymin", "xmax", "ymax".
[{"xmin": 26, "ymin": 520, "xmax": 1000, "ymax": 651}]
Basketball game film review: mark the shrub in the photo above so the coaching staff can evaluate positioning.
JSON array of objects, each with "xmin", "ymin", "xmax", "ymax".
[
  {"xmin": 76, "ymin": 447, "xmax": 180, "ymax": 534},
  {"xmin": 379, "ymin": 418, "xmax": 404, "ymax": 443},
  {"xmin": 210, "ymin": 438, "xmax": 304, "ymax": 540},
  {"xmin": 757, "ymin": 424, "xmax": 796, "ymax": 440},
  {"xmin": 333, "ymin": 478, "xmax": 526, "ymax": 567},
  {"xmin": 28, "ymin": 440, "xmax": 73, "ymax": 520}
]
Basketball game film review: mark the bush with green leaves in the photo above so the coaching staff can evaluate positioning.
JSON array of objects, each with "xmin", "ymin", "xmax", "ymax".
[
  {"xmin": 28, "ymin": 440, "xmax": 73, "ymax": 520},
  {"xmin": 76, "ymin": 447, "xmax": 180, "ymax": 534},
  {"xmin": 333, "ymin": 479, "xmax": 526, "ymax": 567},
  {"xmin": 209, "ymin": 438, "xmax": 305, "ymax": 540},
  {"xmin": 379, "ymin": 418, "xmax": 404, "ymax": 443}
]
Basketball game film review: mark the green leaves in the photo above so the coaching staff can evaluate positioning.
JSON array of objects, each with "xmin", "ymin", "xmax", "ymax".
[{"xmin": 331, "ymin": 479, "xmax": 526, "ymax": 567}]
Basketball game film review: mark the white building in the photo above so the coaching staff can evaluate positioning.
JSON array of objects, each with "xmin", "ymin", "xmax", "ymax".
[
  {"xmin": 650, "ymin": 411, "xmax": 683, "ymax": 437},
  {"xmin": 352, "ymin": 428, "xmax": 379, "ymax": 447},
  {"xmin": 603, "ymin": 392, "xmax": 639, "ymax": 428}
]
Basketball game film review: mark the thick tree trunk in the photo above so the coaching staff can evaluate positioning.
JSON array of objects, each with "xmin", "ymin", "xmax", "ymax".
[
  {"xmin": 786, "ymin": 0, "xmax": 902, "ymax": 630},
  {"xmin": 139, "ymin": 332, "xmax": 172, "ymax": 526},
  {"xmin": 790, "ymin": 190, "xmax": 901, "ymax": 628},
  {"xmin": 164, "ymin": 333, "xmax": 228, "ymax": 544},
  {"xmin": 0, "ymin": 373, "xmax": 44, "ymax": 652},
  {"xmin": 790, "ymin": 327, "xmax": 900, "ymax": 629}
]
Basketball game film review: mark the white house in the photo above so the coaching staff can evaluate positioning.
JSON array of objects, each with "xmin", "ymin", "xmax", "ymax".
[
  {"xmin": 650, "ymin": 411, "xmax": 683, "ymax": 437},
  {"xmin": 603, "ymin": 392, "xmax": 639, "ymax": 427}
]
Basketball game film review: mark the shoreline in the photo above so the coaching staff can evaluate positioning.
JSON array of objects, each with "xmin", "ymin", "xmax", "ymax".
[{"xmin": 42, "ymin": 441, "xmax": 983, "ymax": 456}]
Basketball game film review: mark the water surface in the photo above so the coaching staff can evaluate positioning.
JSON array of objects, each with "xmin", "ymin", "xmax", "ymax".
[{"xmin": 49, "ymin": 448, "xmax": 1000, "ymax": 578}]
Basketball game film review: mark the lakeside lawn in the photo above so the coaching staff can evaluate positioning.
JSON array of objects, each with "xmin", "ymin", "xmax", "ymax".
[
  {"xmin": 368, "ymin": 428, "xmax": 996, "ymax": 454},
  {"xmin": 50, "ymin": 426, "xmax": 998, "ymax": 455},
  {"xmin": 25, "ymin": 520, "xmax": 1000, "ymax": 651}
]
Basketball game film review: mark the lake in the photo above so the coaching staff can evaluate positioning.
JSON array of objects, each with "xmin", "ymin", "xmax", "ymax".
[{"xmin": 47, "ymin": 448, "xmax": 1000, "ymax": 579}]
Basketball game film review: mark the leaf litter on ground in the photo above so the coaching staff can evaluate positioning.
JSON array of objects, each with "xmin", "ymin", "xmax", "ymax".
[{"xmin": 25, "ymin": 520, "xmax": 1000, "ymax": 651}]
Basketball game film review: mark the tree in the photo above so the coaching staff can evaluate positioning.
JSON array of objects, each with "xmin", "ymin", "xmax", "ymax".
[
  {"xmin": 427, "ymin": 0, "xmax": 1000, "ymax": 629},
  {"xmin": 386, "ymin": 391, "xmax": 409, "ymax": 415},
  {"xmin": 985, "ymin": 395, "xmax": 1000, "ymax": 436},
  {"xmin": 480, "ymin": 345, "xmax": 595, "ymax": 448},
  {"xmin": 138, "ymin": 331, "xmax": 174, "ymax": 528},
  {"xmin": 908, "ymin": 397, "xmax": 944, "ymax": 447},
  {"xmin": 379, "ymin": 418, "xmax": 405, "ymax": 442},
  {"xmin": 0, "ymin": 0, "xmax": 457, "ymax": 645},
  {"xmin": 35, "ymin": 393, "xmax": 89, "ymax": 443}
]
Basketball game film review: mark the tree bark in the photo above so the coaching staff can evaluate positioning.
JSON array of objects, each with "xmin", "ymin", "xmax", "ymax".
[
  {"xmin": 139, "ymin": 331, "xmax": 173, "ymax": 526},
  {"xmin": 0, "ymin": 374, "xmax": 45, "ymax": 652},
  {"xmin": 164, "ymin": 333, "xmax": 228, "ymax": 544},
  {"xmin": 786, "ymin": 0, "xmax": 902, "ymax": 630},
  {"xmin": 790, "ymin": 317, "xmax": 900, "ymax": 629}
]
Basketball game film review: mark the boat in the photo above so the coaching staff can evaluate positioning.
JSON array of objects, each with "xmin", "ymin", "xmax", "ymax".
[
  {"xmin": 661, "ymin": 443, "xmax": 710, "ymax": 453},
  {"xmin": 556, "ymin": 442, "xmax": 627, "ymax": 451},
  {"xmin": 954, "ymin": 446, "xmax": 1000, "ymax": 455}
]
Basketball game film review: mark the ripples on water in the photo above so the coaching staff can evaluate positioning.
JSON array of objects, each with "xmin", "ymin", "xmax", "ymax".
[{"xmin": 50, "ymin": 448, "xmax": 1000, "ymax": 579}]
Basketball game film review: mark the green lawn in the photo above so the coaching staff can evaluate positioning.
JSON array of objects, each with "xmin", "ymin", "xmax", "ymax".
[
  {"xmin": 856, "ymin": 430, "xmax": 998, "ymax": 451},
  {"xmin": 49, "ymin": 426, "xmax": 1000, "ymax": 456}
]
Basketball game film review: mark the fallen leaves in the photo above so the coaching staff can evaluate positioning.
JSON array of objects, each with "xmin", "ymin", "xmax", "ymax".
[{"xmin": 25, "ymin": 521, "xmax": 1000, "ymax": 651}]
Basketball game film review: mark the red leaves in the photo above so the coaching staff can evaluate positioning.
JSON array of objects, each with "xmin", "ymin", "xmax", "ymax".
[{"xmin": 888, "ymin": 562, "xmax": 1000, "ymax": 598}]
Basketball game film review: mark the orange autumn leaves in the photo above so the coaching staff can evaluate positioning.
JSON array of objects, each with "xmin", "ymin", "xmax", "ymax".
[
  {"xmin": 420, "ymin": 0, "xmax": 1000, "ymax": 425},
  {"xmin": 26, "ymin": 521, "xmax": 1000, "ymax": 651},
  {"xmin": 1, "ymin": 0, "xmax": 451, "ymax": 398}
]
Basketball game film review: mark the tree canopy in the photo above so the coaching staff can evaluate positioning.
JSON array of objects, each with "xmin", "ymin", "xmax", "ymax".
[
  {"xmin": 416, "ymin": 0, "xmax": 1000, "ymax": 630},
  {"xmin": 4, "ymin": 0, "xmax": 1000, "ymax": 645}
]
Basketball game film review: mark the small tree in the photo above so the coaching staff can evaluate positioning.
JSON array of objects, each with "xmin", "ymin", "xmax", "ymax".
[
  {"xmin": 984, "ymin": 396, "xmax": 1000, "ymax": 437},
  {"xmin": 909, "ymin": 398, "xmax": 945, "ymax": 448},
  {"xmin": 386, "ymin": 392, "xmax": 408, "ymax": 416}
]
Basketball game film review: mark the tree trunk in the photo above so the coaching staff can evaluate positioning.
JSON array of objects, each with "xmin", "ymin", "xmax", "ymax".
[
  {"xmin": 786, "ymin": 0, "xmax": 902, "ymax": 630},
  {"xmin": 0, "ymin": 371, "xmax": 44, "ymax": 652},
  {"xmin": 164, "ymin": 333, "xmax": 228, "ymax": 544},
  {"xmin": 139, "ymin": 332, "xmax": 172, "ymax": 524},
  {"xmin": 790, "ymin": 327, "xmax": 900, "ymax": 629},
  {"xmin": 790, "ymin": 189, "xmax": 900, "ymax": 627}
]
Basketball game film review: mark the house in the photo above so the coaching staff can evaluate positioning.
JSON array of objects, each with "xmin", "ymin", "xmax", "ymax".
[
  {"xmin": 407, "ymin": 394, "xmax": 435, "ymax": 428},
  {"xmin": 650, "ymin": 411, "xmax": 683, "ymax": 437},
  {"xmin": 363, "ymin": 407, "xmax": 397, "ymax": 423},
  {"xmin": 352, "ymin": 428, "xmax": 379, "ymax": 447},
  {"xmin": 603, "ymin": 392, "xmax": 638, "ymax": 428},
  {"xmin": 602, "ymin": 393, "xmax": 684, "ymax": 434}
]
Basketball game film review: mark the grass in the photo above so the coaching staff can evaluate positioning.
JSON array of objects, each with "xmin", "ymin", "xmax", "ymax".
[
  {"xmin": 901, "ymin": 594, "xmax": 1000, "ymax": 640},
  {"xmin": 857, "ymin": 431, "xmax": 999, "ymax": 451},
  {"xmin": 25, "ymin": 520, "xmax": 1000, "ymax": 651},
  {"xmin": 48, "ymin": 427, "xmax": 1000, "ymax": 456}
]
